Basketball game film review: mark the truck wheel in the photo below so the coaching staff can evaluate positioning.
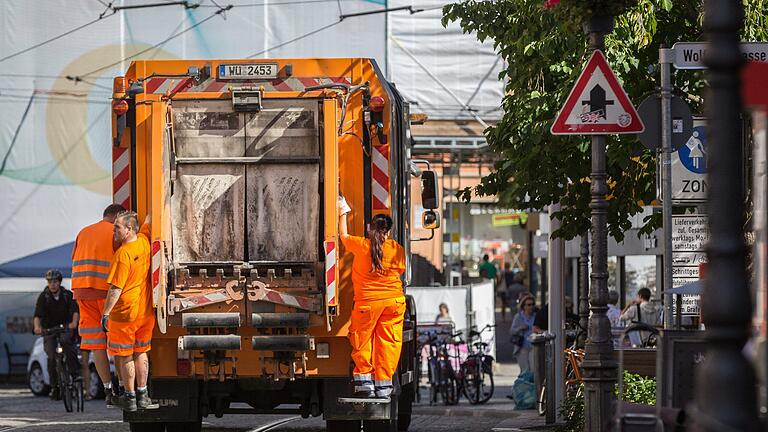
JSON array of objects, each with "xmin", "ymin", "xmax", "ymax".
[
  {"xmin": 397, "ymin": 384, "xmax": 415, "ymax": 431},
  {"xmin": 363, "ymin": 394, "xmax": 398, "ymax": 432},
  {"xmin": 129, "ymin": 422, "xmax": 165, "ymax": 432},
  {"xmin": 166, "ymin": 419, "xmax": 202, "ymax": 432},
  {"xmin": 326, "ymin": 420, "xmax": 361, "ymax": 432}
]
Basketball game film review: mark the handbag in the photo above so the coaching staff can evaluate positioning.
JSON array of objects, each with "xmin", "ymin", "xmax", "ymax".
[{"xmin": 510, "ymin": 333, "xmax": 524, "ymax": 347}]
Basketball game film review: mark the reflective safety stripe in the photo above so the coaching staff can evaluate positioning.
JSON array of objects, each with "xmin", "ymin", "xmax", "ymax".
[
  {"xmin": 353, "ymin": 373, "xmax": 373, "ymax": 382},
  {"xmin": 72, "ymin": 271, "xmax": 109, "ymax": 279},
  {"xmin": 79, "ymin": 327, "xmax": 104, "ymax": 334},
  {"xmin": 134, "ymin": 340, "xmax": 151, "ymax": 348},
  {"xmin": 355, "ymin": 384, "xmax": 375, "ymax": 392},
  {"xmin": 72, "ymin": 259, "xmax": 111, "ymax": 268},
  {"xmin": 81, "ymin": 338, "xmax": 107, "ymax": 345},
  {"xmin": 374, "ymin": 380, "xmax": 392, "ymax": 386},
  {"xmin": 108, "ymin": 341, "xmax": 134, "ymax": 349},
  {"xmin": 375, "ymin": 387, "xmax": 393, "ymax": 397}
]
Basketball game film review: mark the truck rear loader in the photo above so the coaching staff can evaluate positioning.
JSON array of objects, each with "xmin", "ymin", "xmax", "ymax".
[{"xmin": 109, "ymin": 58, "xmax": 440, "ymax": 432}]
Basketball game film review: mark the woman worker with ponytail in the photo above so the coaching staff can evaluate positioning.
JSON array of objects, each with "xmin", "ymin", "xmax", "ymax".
[{"xmin": 338, "ymin": 196, "xmax": 407, "ymax": 399}]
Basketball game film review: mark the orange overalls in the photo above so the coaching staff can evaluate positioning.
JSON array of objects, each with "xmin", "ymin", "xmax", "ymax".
[
  {"xmin": 106, "ymin": 228, "xmax": 155, "ymax": 357},
  {"xmin": 71, "ymin": 220, "xmax": 115, "ymax": 350},
  {"xmin": 341, "ymin": 234, "xmax": 406, "ymax": 397}
]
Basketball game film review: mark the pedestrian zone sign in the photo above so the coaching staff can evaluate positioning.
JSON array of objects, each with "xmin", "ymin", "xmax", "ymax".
[{"xmin": 551, "ymin": 50, "xmax": 644, "ymax": 135}]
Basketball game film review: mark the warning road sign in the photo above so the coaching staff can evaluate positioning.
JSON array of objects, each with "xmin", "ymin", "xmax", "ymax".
[{"xmin": 551, "ymin": 50, "xmax": 644, "ymax": 135}]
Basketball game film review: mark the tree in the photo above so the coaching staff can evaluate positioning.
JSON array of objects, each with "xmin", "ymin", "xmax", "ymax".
[{"xmin": 443, "ymin": 0, "xmax": 768, "ymax": 240}]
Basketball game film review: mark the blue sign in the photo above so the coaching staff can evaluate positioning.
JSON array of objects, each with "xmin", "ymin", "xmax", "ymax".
[{"xmin": 678, "ymin": 125, "xmax": 707, "ymax": 174}]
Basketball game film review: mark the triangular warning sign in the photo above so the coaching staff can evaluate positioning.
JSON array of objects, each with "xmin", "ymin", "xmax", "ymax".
[{"xmin": 551, "ymin": 50, "xmax": 644, "ymax": 135}]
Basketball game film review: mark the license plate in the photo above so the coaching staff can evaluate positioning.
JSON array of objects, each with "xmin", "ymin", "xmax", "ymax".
[{"xmin": 218, "ymin": 63, "xmax": 278, "ymax": 80}]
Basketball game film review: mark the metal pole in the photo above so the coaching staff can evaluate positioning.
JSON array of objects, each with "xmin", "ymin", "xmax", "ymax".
[
  {"xmin": 582, "ymin": 14, "xmax": 617, "ymax": 432},
  {"xmin": 578, "ymin": 235, "xmax": 589, "ymax": 348},
  {"xmin": 660, "ymin": 46, "xmax": 674, "ymax": 329},
  {"xmin": 548, "ymin": 203, "xmax": 565, "ymax": 422},
  {"xmin": 458, "ymin": 152, "xmax": 463, "ymax": 288},
  {"xmin": 694, "ymin": 1, "xmax": 759, "ymax": 430}
]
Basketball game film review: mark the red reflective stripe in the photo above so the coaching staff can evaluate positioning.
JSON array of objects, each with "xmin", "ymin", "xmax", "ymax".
[
  {"xmin": 271, "ymin": 79, "xmax": 292, "ymax": 91},
  {"xmin": 145, "ymin": 78, "xmax": 166, "ymax": 94}
]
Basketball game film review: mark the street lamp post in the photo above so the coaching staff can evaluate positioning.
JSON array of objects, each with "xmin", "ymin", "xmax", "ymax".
[
  {"xmin": 693, "ymin": 1, "xmax": 759, "ymax": 431},
  {"xmin": 581, "ymin": 13, "xmax": 618, "ymax": 432}
]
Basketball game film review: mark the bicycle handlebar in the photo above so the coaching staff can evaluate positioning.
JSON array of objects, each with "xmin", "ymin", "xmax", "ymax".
[{"xmin": 41, "ymin": 325, "xmax": 69, "ymax": 336}]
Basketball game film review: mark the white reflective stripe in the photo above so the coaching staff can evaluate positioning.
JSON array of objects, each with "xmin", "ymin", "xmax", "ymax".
[
  {"xmin": 372, "ymin": 147, "xmax": 389, "ymax": 173},
  {"xmin": 374, "ymin": 380, "xmax": 392, "ymax": 386},
  {"xmin": 153, "ymin": 79, "xmax": 173, "ymax": 94},
  {"xmin": 355, "ymin": 384, "xmax": 375, "ymax": 391},
  {"xmin": 372, "ymin": 182, "xmax": 389, "ymax": 206},
  {"xmin": 114, "ymin": 182, "xmax": 130, "ymax": 205},
  {"xmin": 113, "ymin": 149, "xmax": 129, "ymax": 174},
  {"xmin": 353, "ymin": 374, "xmax": 373, "ymax": 382}
]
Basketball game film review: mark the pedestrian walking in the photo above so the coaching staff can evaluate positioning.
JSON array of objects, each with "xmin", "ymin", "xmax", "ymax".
[
  {"xmin": 71, "ymin": 203, "xmax": 124, "ymax": 404},
  {"xmin": 620, "ymin": 287, "xmax": 661, "ymax": 345},
  {"xmin": 606, "ymin": 290, "xmax": 622, "ymax": 328},
  {"xmin": 101, "ymin": 211, "xmax": 157, "ymax": 412},
  {"xmin": 505, "ymin": 271, "xmax": 529, "ymax": 319},
  {"xmin": 33, "ymin": 269, "xmax": 80, "ymax": 401},
  {"xmin": 509, "ymin": 294, "xmax": 536, "ymax": 374},
  {"xmin": 339, "ymin": 196, "xmax": 407, "ymax": 399}
]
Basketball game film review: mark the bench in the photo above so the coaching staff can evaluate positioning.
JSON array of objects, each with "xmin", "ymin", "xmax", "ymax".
[{"xmin": 4, "ymin": 342, "xmax": 29, "ymax": 381}]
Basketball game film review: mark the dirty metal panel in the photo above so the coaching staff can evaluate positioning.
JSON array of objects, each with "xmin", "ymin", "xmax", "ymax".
[
  {"xmin": 246, "ymin": 164, "xmax": 319, "ymax": 262},
  {"xmin": 173, "ymin": 100, "xmax": 245, "ymax": 157},
  {"xmin": 245, "ymin": 99, "xmax": 319, "ymax": 158},
  {"xmin": 172, "ymin": 164, "xmax": 245, "ymax": 262}
]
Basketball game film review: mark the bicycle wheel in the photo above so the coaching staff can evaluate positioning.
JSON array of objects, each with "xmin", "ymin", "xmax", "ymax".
[
  {"xmin": 74, "ymin": 379, "xmax": 84, "ymax": 412},
  {"xmin": 58, "ymin": 363, "xmax": 73, "ymax": 413},
  {"xmin": 428, "ymin": 359, "xmax": 439, "ymax": 405},
  {"xmin": 440, "ymin": 367, "xmax": 459, "ymax": 406},
  {"xmin": 537, "ymin": 383, "xmax": 546, "ymax": 416},
  {"xmin": 475, "ymin": 360, "xmax": 494, "ymax": 405},
  {"xmin": 460, "ymin": 360, "xmax": 480, "ymax": 404}
]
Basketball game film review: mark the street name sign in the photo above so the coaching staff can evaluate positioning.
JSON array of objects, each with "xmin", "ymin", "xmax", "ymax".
[
  {"xmin": 551, "ymin": 50, "xmax": 644, "ymax": 135},
  {"xmin": 671, "ymin": 118, "xmax": 707, "ymax": 203},
  {"xmin": 672, "ymin": 42, "xmax": 768, "ymax": 70},
  {"xmin": 671, "ymin": 214, "xmax": 709, "ymax": 315}
]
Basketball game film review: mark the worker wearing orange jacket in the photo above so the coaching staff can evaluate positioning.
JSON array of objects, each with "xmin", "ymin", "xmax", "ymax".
[
  {"xmin": 339, "ymin": 196, "xmax": 406, "ymax": 398},
  {"xmin": 101, "ymin": 211, "xmax": 157, "ymax": 412},
  {"xmin": 71, "ymin": 203, "xmax": 124, "ymax": 405}
]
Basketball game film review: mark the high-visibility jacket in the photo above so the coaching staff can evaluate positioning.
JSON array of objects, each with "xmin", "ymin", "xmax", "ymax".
[{"xmin": 71, "ymin": 220, "xmax": 115, "ymax": 297}]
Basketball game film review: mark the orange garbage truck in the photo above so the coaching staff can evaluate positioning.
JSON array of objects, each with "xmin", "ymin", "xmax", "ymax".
[{"xmin": 109, "ymin": 58, "xmax": 441, "ymax": 432}]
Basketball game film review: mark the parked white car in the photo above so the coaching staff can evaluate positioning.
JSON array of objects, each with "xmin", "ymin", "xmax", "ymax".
[{"xmin": 26, "ymin": 336, "xmax": 115, "ymax": 399}]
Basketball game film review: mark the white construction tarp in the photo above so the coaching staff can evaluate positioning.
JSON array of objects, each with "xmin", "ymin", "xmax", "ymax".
[
  {"xmin": 409, "ymin": 280, "xmax": 496, "ymax": 357},
  {"xmin": 0, "ymin": 0, "xmax": 503, "ymax": 280}
]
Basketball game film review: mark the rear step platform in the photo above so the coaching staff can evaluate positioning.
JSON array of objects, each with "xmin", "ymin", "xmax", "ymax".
[{"xmin": 337, "ymin": 397, "xmax": 390, "ymax": 404}]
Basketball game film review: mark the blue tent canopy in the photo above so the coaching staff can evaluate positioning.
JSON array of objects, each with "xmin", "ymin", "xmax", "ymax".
[{"xmin": 0, "ymin": 242, "xmax": 74, "ymax": 278}]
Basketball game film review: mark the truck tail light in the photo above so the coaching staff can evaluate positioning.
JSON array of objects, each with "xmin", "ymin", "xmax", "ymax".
[
  {"xmin": 112, "ymin": 99, "xmax": 129, "ymax": 116},
  {"xmin": 176, "ymin": 359, "xmax": 191, "ymax": 376},
  {"xmin": 369, "ymin": 96, "xmax": 385, "ymax": 113}
]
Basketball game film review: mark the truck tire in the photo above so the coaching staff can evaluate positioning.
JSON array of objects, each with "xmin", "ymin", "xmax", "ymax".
[
  {"xmin": 397, "ymin": 382, "xmax": 415, "ymax": 431},
  {"xmin": 129, "ymin": 422, "xmax": 165, "ymax": 432},
  {"xmin": 166, "ymin": 419, "xmax": 202, "ymax": 432},
  {"xmin": 363, "ymin": 394, "xmax": 398, "ymax": 432},
  {"xmin": 326, "ymin": 420, "xmax": 361, "ymax": 432}
]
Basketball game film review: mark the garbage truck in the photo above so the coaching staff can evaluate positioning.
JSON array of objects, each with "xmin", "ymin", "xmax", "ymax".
[{"xmin": 109, "ymin": 58, "xmax": 441, "ymax": 432}]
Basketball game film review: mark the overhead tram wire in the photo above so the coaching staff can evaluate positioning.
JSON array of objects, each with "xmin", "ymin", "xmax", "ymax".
[
  {"xmin": 0, "ymin": 9, "xmax": 117, "ymax": 64},
  {"xmin": 77, "ymin": 4, "xmax": 233, "ymax": 78}
]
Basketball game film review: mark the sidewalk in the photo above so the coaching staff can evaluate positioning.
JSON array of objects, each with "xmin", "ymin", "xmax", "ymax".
[{"xmin": 411, "ymin": 312, "xmax": 556, "ymax": 430}]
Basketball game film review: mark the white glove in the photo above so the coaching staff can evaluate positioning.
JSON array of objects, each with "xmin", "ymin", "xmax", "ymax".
[{"xmin": 338, "ymin": 195, "xmax": 352, "ymax": 215}]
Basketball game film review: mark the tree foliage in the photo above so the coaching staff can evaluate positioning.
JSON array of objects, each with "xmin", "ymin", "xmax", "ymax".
[{"xmin": 443, "ymin": 0, "xmax": 768, "ymax": 240}]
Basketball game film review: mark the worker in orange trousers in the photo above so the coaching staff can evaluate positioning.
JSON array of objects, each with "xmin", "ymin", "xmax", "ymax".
[
  {"xmin": 339, "ymin": 196, "xmax": 406, "ymax": 398},
  {"xmin": 71, "ymin": 203, "xmax": 125, "ymax": 405}
]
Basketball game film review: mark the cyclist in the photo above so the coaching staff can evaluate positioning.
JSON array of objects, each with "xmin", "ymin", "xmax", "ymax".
[
  {"xmin": 33, "ymin": 269, "xmax": 80, "ymax": 401},
  {"xmin": 339, "ymin": 196, "xmax": 407, "ymax": 399}
]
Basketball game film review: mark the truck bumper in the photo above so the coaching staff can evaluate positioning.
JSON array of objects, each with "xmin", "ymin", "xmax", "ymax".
[{"xmin": 123, "ymin": 379, "xmax": 199, "ymax": 423}]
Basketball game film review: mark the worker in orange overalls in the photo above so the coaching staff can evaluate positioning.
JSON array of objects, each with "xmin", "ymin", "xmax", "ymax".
[
  {"xmin": 71, "ymin": 203, "xmax": 124, "ymax": 405},
  {"xmin": 101, "ymin": 211, "xmax": 157, "ymax": 412},
  {"xmin": 338, "ymin": 196, "xmax": 406, "ymax": 398}
]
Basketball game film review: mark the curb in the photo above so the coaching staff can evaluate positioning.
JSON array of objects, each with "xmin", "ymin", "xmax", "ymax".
[{"xmin": 411, "ymin": 405, "xmax": 522, "ymax": 419}]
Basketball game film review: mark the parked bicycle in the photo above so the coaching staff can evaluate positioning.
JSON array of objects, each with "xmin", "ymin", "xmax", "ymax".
[
  {"xmin": 459, "ymin": 324, "xmax": 495, "ymax": 405},
  {"xmin": 425, "ymin": 330, "xmax": 461, "ymax": 406},
  {"xmin": 42, "ymin": 325, "xmax": 83, "ymax": 413}
]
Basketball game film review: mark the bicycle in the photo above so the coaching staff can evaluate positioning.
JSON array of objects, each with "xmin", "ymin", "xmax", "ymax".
[
  {"xmin": 536, "ymin": 319, "xmax": 586, "ymax": 416},
  {"xmin": 425, "ymin": 330, "xmax": 460, "ymax": 406},
  {"xmin": 42, "ymin": 325, "xmax": 84, "ymax": 413},
  {"xmin": 459, "ymin": 324, "xmax": 495, "ymax": 405}
]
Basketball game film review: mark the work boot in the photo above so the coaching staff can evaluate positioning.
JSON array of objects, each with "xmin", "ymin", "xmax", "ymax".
[
  {"xmin": 353, "ymin": 390, "xmax": 376, "ymax": 399},
  {"xmin": 105, "ymin": 388, "xmax": 116, "ymax": 408},
  {"xmin": 50, "ymin": 386, "xmax": 61, "ymax": 401},
  {"xmin": 113, "ymin": 393, "xmax": 138, "ymax": 412},
  {"xmin": 137, "ymin": 389, "xmax": 159, "ymax": 410}
]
